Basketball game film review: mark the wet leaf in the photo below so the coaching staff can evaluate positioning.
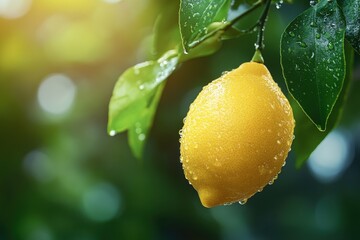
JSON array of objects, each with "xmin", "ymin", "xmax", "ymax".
[
  {"xmin": 108, "ymin": 50, "xmax": 179, "ymax": 151},
  {"xmin": 179, "ymin": 0, "xmax": 231, "ymax": 53},
  {"xmin": 281, "ymin": 0, "xmax": 346, "ymax": 131},
  {"xmin": 128, "ymin": 83, "xmax": 166, "ymax": 159},
  {"xmin": 338, "ymin": 0, "xmax": 360, "ymax": 54},
  {"xmin": 293, "ymin": 42, "xmax": 354, "ymax": 167}
]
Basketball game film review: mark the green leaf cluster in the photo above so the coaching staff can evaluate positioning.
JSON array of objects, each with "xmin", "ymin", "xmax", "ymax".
[
  {"xmin": 108, "ymin": 0, "xmax": 234, "ymax": 158},
  {"xmin": 108, "ymin": 0, "xmax": 358, "ymax": 165}
]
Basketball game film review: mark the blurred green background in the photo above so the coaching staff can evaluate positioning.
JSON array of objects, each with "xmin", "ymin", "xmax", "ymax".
[{"xmin": 1, "ymin": 0, "xmax": 360, "ymax": 239}]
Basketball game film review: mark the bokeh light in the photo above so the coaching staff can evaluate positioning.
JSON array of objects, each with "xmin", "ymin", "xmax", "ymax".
[
  {"xmin": 307, "ymin": 130, "xmax": 354, "ymax": 183},
  {"xmin": 23, "ymin": 150, "xmax": 54, "ymax": 183},
  {"xmin": 0, "ymin": 0, "xmax": 32, "ymax": 19},
  {"xmin": 37, "ymin": 74, "xmax": 76, "ymax": 115},
  {"xmin": 82, "ymin": 182, "xmax": 121, "ymax": 222}
]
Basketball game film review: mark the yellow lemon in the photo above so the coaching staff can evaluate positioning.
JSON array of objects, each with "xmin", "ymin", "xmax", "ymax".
[{"xmin": 179, "ymin": 62, "xmax": 295, "ymax": 208}]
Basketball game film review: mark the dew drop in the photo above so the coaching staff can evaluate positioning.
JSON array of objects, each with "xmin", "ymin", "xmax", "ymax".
[
  {"xmin": 239, "ymin": 199, "xmax": 248, "ymax": 205},
  {"xmin": 160, "ymin": 60, "xmax": 168, "ymax": 68},
  {"xmin": 138, "ymin": 84, "xmax": 145, "ymax": 90},
  {"xmin": 135, "ymin": 127, "xmax": 142, "ymax": 134},
  {"xmin": 138, "ymin": 133, "xmax": 146, "ymax": 141},
  {"xmin": 275, "ymin": 0, "xmax": 283, "ymax": 9},
  {"xmin": 277, "ymin": 140, "xmax": 281, "ymax": 145},
  {"xmin": 310, "ymin": 0, "xmax": 317, "ymax": 6},
  {"xmin": 315, "ymin": 33, "xmax": 321, "ymax": 39},
  {"xmin": 109, "ymin": 130, "xmax": 116, "ymax": 136},
  {"xmin": 282, "ymin": 161, "xmax": 287, "ymax": 167},
  {"xmin": 297, "ymin": 41, "xmax": 307, "ymax": 48},
  {"xmin": 288, "ymin": 31, "xmax": 295, "ymax": 37},
  {"xmin": 193, "ymin": 13, "xmax": 200, "ymax": 17},
  {"xmin": 328, "ymin": 42, "xmax": 334, "ymax": 50}
]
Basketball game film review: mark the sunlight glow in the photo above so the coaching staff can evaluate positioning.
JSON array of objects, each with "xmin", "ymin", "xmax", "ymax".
[{"xmin": 0, "ymin": 0, "xmax": 32, "ymax": 19}]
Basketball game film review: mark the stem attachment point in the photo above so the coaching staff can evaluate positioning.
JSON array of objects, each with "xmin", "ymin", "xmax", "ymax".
[{"xmin": 251, "ymin": 49, "xmax": 264, "ymax": 63}]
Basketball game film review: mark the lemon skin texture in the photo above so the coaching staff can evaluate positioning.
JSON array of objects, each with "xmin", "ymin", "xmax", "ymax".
[{"xmin": 180, "ymin": 62, "xmax": 295, "ymax": 208}]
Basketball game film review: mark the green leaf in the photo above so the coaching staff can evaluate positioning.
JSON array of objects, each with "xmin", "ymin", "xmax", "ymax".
[
  {"xmin": 179, "ymin": 0, "xmax": 231, "ymax": 53},
  {"xmin": 338, "ymin": 0, "xmax": 360, "ymax": 54},
  {"xmin": 108, "ymin": 49, "xmax": 179, "ymax": 136},
  {"xmin": 293, "ymin": 41, "xmax": 354, "ymax": 168},
  {"xmin": 280, "ymin": 0, "xmax": 346, "ymax": 131},
  {"xmin": 152, "ymin": 4, "xmax": 181, "ymax": 59},
  {"xmin": 128, "ymin": 83, "xmax": 166, "ymax": 159}
]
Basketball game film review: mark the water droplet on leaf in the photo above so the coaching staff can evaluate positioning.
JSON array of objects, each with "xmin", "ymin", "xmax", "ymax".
[
  {"xmin": 328, "ymin": 42, "xmax": 334, "ymax": 50},
  {"xmin": 297, "ymin": 41, "xmax": 307, "ymax": 48},
  {"xmin": 138, "ymin": 133, "xmax": 146, "ymax": 141},
  {"xmin": 275, "ymin": 0, "xmax": 283, "ymax": 9},
  {"xmin": 310, "ymin": 0, "xmax": 317, "ymax": 6},
  {"xmin": 239, "ymin": 199, "xmax": 247, "ymax": 205}
]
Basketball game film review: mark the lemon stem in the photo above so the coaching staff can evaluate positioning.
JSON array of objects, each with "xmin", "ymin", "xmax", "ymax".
[
  {"xmin": 252, "ymin": 0, "xmax": 271, "ymax": 63},
  {"xmin": 251, "ymin": 49, "xmax": 264, "ymax": 63},
  {"xmin": 224, "ymin": 0, "xmax": 264, "ymax": 31}
]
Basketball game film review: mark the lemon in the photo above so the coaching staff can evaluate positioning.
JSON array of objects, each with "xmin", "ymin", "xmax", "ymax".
[{"xmin": 179, "ymin": 62, "xmax": 295, "ymax": 208}]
